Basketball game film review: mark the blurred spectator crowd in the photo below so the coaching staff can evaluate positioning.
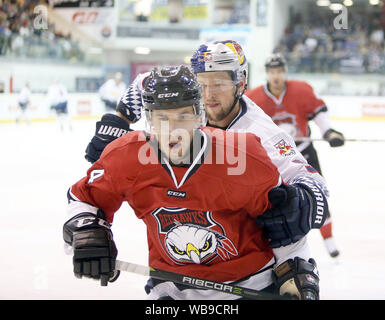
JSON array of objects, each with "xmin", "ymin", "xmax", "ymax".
[
  {"xmin": 275, "ymin": 7, "xmax": 385, "ymax": 74},
  {"xmin": 0, "ymin": 0, "xmax": 84, "ymax": 62}
]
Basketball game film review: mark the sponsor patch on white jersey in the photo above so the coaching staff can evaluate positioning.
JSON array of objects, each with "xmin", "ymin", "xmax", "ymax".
[{"xmin": 274, "ymin": 139, "xmax": 296, "ymax": 157}]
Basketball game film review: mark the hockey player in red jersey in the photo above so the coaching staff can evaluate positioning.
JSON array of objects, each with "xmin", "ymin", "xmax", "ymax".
[
  {"xmin": 246, "ymin": 53, "xmax": 345, "ymax": 257},
  {"xmin": 64, "ymin": 66, "xmax": 322, "ymax": 300},
  {"xmin": 85, "ymin": 41, "xmax": 331, "ymax": 254}
]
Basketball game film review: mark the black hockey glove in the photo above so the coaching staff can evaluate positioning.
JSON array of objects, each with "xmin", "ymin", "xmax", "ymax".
[
  {"xmin": 85, "ymin": 113, "xmax": 132, "ymax": 163},
  {"xmin": 255, "ymin": 182, "xmax": 328, "ymax": 248},
  {"xmin": 323, "ymin": 128, "xmax": 345, "ymax": 147},
  {"xmin": 273, "ymin": 257, "xmax": 320, "ymax": 300},
  {"xmin": 63, "ymin": 213, "xmax": 119, "ymax": 286}
]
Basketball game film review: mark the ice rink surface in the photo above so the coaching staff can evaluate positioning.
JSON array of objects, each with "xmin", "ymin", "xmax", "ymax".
[{"xmin": 1, "ymin": 117, "xmax": 385, "ymax": 300}]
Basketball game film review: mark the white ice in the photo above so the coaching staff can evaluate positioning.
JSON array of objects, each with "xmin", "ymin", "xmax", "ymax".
[{"xmin": 1, "ymin": 118, "xmax": 384, "ymax": 300}]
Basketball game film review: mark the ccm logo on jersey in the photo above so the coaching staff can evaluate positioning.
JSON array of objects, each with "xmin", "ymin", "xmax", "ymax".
[
  {"xmin": 158, "ymin": 93, "xmax": 179, "ymax": 98},
  {"xmin": 167, "ymin": 189, "xmax": 186, "ymax": 198}
]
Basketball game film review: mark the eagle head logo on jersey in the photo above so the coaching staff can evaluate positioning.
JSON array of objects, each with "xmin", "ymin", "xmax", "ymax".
[{"xmin": 152, "ymin": 208, "xmax": 238, "ymax": 265}]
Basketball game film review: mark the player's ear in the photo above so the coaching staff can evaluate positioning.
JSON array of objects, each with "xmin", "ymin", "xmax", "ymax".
[{"xmin": 238, "ymin": 76, "xmax": 247, "ymax": 95}]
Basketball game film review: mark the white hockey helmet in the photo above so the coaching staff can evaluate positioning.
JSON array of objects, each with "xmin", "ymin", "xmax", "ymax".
[{"xmin": 190, "ymin": 40, "xmax": 248, "ymax": 87}]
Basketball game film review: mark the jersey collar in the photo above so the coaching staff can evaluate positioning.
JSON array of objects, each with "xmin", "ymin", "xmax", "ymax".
[
  {"xmin": 227, "ymin": 98, "xmax": 247, "ymax": 130},
  {"xmin": 148, "ymin": 129, "xmax": 210, "ymax": 189},
  {"xmin": 264, "ymin": 82, "xmax": 287, "ymax": 106}
]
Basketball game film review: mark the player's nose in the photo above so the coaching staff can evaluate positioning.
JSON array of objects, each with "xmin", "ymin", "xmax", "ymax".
[{"xmin": 204, "ymin": 85, "xmax": 217, "ymax": 98}]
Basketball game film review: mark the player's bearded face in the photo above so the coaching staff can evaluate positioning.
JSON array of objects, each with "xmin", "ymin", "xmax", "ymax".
[
  {"xmin": 151, "ymin": 106, "xmax": 200, "ymax": 164},
  {"xmin": 197, "ymin": 72, "xmax": 238, "ymax": 123},
  {"xmin": 266, "ymin": 67, "xmax": 286, "ymax": 90}
]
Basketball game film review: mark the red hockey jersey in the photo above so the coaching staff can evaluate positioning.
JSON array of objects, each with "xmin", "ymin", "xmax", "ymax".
[
  {"xmin": 69, "ymin": 127, "xmax": 281, "ymax": 282},
  {"xmin": 245, "ymin": 80, "xmax": 327, "ymax": 138}
]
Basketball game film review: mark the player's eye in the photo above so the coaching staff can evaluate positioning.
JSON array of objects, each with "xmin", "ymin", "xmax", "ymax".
[
  {"xmin": 176, "ymin": 113, "xmax": 196, "ymax": 121},
  {"xmin": 154, "ymin": 113, "xmax": 168, "ymax": 121}
]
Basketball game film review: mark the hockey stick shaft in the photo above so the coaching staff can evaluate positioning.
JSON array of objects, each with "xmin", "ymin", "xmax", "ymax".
[
  {"xmin": 295, "ymin": 137, "xmax": 385, "ymax": 143},
  {"xmin": 115, "ymin": 260, "xmax": 286, "ymax": 300}
]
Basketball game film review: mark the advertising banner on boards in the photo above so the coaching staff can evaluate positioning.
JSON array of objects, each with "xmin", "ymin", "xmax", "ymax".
[{"xmin": 49, "ymin": 0, "xmax": 116, "ymax": 41}]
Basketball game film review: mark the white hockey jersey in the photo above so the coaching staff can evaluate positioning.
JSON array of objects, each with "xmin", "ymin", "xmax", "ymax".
[
  {"xmin": 227, "ymin": 95, "xmax": 329, "ymax": 196},
  {"xmin": 99, "ymin": 78, "xmax": 127, "ymax": 103}
]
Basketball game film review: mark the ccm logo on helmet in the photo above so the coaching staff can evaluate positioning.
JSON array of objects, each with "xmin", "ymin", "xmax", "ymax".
[{"xmin": 158, "ymin": 93, "xmax": 179, "ymax": 98}]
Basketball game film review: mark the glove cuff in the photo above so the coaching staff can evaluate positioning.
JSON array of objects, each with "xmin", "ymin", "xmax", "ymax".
[
  {"xmin": 293, "ymin": 181, "xmax": 328, "ymax": 229},
  {"xmin": 96, "ymin": 113, "xmax": 132, "ymax": 134},
  {"xmin": 322, "ymin": 128, "xmax": 337, "ymax": 140},
  {"xmin": 273, "ymin": 257, "xmax": 319, "ymax": 300},
  {"xmin": 63, "ymin": 212, "xmax": 111, "ymax": 245},
  {"xmin": 323, "ymin": 128, "xmax": 345, "ymax": 147}
]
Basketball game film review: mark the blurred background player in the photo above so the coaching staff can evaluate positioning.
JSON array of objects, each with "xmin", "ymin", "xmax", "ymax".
[
  {"xmin": 98, "ymin": 72, "xmax": 127, "ymax": 112},
  {"xmin": 245, "ymin": 53, "xmax": 345, "ymax": 258},
  {"xmin": 16, "ymin": 82, "xmax": 31, "ymax": 124},
  {"xmin": 47, "ymin": 79, "xmax": 71, "ymax": 132}
]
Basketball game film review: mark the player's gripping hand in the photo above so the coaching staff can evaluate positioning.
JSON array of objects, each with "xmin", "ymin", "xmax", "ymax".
[
  {"xmin": 273, "ymin": 257, "xmax": 319, "ymax": 300},
  {"xmin": 85, "ymin": 113, "xmax": 132, "ymax": 163},
  {"xmin": 63, "ymin": 213, "xmax": 119, "ymax": 286},
  {"xmin": 255, "ymin": 182, "xmax": 328, "ymax": 248},
  {"xmin": 323, "ymin": 128, "xmax": 345, "ymax": 147}
]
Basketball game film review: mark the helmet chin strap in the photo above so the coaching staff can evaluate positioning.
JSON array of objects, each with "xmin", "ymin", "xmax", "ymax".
[
  {"xmin": 230, "ymin": 84, "xmax": 239, "ymax": 111},
  {"xmin": 225, "ymin": 83, "xmax": 244, "ymax": 120},
  {"xmin": 227, "ymin": 74, "xmax": 248, "ymax": 117}
]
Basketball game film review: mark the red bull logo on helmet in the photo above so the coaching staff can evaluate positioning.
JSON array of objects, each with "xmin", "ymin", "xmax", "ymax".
[
  {"xmin": 224, "ymin": 41, "xmax": 245, "ymax": 66},
  {"xmin": 198, "ymin": 52, "xmax": 212, "ymax": 62}
]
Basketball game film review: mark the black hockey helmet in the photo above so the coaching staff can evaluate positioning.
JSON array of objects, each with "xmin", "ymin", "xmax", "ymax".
[
  {"xmin": 264, "ymin": 53, "xmax": 287, "ymax": 70},
  {"xmin": 142, "ymin": 65, "xmax": 203, "ymax": 116}
]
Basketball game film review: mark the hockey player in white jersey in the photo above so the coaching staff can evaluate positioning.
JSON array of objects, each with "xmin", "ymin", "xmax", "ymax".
[
  {"xmin": 191, "ymin": 41, "xmax": 329, "ymax": 247},
  {"xmin": 98, "ymin": 72, "xmax": 127, "ymax": 112},
  {"xmin": 47, "ymin": 80, "xmax": 72, "ymax": 131},
  {"xmin": 16, "ymin": 82, "xmax": 31, "ymax": 124}
]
